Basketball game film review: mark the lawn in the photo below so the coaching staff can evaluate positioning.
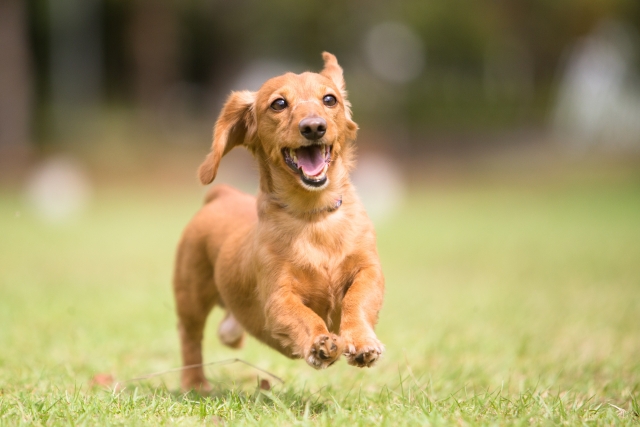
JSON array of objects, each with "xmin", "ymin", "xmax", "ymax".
[{"xmin": 1, "ymin": 167, "xmax": 639, "ymax": 425}]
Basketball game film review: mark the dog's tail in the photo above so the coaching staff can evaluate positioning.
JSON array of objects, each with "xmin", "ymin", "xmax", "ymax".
[{"xmin": 203, "ymin": 184, "xmax": 233, "ymax": 204}]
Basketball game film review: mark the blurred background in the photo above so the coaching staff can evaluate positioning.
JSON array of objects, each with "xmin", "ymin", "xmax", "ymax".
[
  {"xmin": 1, "ymin": 1, "xmax": 640, "ymax": 406},
  {"xmin": 1, "ymin": 0, "xmax": 640, "ymax": 221}
]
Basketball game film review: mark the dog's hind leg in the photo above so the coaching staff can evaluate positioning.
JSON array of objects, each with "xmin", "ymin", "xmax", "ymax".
[
  {"xmin": 173, "ymin": 240, "xmax": 218, "ymax": 392},
  {"xmin": 218, "ymin": 311, "xmax": 245, "ymax": 349}
]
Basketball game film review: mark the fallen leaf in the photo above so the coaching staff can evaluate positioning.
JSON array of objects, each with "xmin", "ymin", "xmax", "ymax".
[
  {"xmin": 259, "ymin": 378, "xmax": 271, "ymax": 391},
  {"xmin": 90, "ymin": 373, "xmax": 114, "ymax": 388}
]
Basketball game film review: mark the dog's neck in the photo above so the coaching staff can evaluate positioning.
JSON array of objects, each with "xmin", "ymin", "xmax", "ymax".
[{"xmin": 267, "ymin": 194, "xmax": 343, "ymax": 216}]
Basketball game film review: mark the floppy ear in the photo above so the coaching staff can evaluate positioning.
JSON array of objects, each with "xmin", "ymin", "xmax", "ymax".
[
  {"xmin": 320, "ymin": 52, "xmax": 357, "ymax": 135},
  {"xmin": 198, "ymin": 90, "xmax": 256, "ymax": 184}
]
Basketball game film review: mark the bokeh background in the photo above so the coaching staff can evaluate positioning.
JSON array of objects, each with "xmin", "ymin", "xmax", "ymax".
[
  {"xmin": 1, "ymin": 1, "xmax": 640, "ymax": 418},
  {"xmin": 2, "ymin": 0, "xmax": 640, "ymax": 210}
]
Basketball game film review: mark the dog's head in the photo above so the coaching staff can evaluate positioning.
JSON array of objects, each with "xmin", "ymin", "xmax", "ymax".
[{"xmin": 198, "ymin": 52, "xmax": 358, "ymax": 195}]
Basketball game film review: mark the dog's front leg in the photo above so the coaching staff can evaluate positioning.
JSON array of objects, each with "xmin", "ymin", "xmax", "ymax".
[
  {"xmin": 265, "ymin": 291, "xmax": 344, "ymax": 369},
  {"xmin": 340, "ymin": 264, "xmax": 385, "ymax": 367}
]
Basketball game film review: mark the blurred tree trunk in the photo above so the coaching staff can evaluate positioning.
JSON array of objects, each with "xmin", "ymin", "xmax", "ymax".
[
  {"xmin": 129, "ymin": 0, "xmax": 179, "ymax": 110},
  {"xmin": 0, "ymin": 0, "xmax": 32, "ymax": 178},
  {"xmin": 48, "ymin": 0, "xmax": 102, "ymax": 137}
]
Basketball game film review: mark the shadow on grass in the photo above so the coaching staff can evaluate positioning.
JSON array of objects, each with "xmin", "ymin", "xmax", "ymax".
[{"xmin": 126, "ymin": 379, "xmax": 332, "ymax": 421}]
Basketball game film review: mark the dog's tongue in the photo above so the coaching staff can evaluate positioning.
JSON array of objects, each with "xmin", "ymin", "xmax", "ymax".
[{"xmin": 295, "ymin": 145, "xmax": 325, "ymax": 176}]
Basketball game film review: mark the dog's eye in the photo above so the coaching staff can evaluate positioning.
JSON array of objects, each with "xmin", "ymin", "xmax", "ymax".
[
  {"xmin": 322, "ymin": 95, "xmax": 337, "ymax": 107},
  {"xmin": 270, "ymin": 98, "xmax": 288, "ymax": 111}
]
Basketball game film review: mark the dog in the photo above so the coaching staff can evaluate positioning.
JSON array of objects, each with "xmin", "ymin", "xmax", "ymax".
[{"xmin": 173, "ymin": 52, "xmax": 385, "ymax": 391}]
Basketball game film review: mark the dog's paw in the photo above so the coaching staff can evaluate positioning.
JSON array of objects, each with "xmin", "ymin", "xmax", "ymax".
[
  {"xmin": 305, "ymin": 334, "xmax": 343, "ymax": 369},
  {"xmin": 343, "ymin": 335, "xmax": 384, "ymax": 368}
]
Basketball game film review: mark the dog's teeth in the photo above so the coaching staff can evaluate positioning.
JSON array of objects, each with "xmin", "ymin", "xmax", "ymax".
[{"xmin": 324, "ymin": 144, "xmax": 331, "ymax": 160}]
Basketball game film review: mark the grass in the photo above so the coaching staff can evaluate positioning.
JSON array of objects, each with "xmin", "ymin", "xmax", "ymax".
[{"xmin": 1, "ymin": 167, "xmax": 639, "ymax": 425}]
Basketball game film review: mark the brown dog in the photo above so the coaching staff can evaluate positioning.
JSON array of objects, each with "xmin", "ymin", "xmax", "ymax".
[{"xmin": 173, "ymin": 52, "xmax": 384, "ymax": 391}]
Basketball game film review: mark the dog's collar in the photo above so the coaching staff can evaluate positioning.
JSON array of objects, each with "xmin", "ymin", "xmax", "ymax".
[
  {"xmin": 320, "ymin": 196, "xmax": 342, "ymax": 213},
  {"xmin": 271, "ymin": 195, "xmax": 343, "ymax": 215}
]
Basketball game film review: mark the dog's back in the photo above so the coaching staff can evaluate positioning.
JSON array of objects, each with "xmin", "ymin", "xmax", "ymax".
[{"xmin": 180, "ymin": 184, "xmax": 256, "ymax": 266}]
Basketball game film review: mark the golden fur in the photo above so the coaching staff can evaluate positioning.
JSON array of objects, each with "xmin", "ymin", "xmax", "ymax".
[{"xmin": 173, "ymin": 53, "xmax": 385, "ymax": 391}]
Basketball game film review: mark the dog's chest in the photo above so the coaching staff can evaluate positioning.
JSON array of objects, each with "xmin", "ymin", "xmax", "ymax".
[
  {"xmin": 294, "ymin": 258, "xmax": 350, "ymax": 331},
  {"xmin": 288, "ymin": 222, "xmax": 360, "ymax": 326},
  {"xmin": 289, "ymin": 217, "xmax": 354, "ymax": 273},
  {"xmin": 261, "ymin": 207, "xmax": 369, "ymax": 326}
]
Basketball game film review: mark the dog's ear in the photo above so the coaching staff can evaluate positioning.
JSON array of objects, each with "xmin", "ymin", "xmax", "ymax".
[
  {"xmin": 320, "ymin": 52, "xmax": 346, "ymax": 94},
  {"xmin": 320, "ymin": 52, "xmax": 357, "ymax": 135},
  {"xmin": 198, "ymin": 91, "xmax": 256, "ymax": 184}
]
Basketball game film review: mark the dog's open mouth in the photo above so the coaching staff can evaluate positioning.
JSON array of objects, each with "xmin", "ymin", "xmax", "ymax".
[{"xmin": 283, "ymin": 144, "xmax": 332, "ymax": 188}]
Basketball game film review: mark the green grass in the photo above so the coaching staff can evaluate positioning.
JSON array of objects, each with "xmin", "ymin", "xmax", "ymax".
[{"xmin": 1, "ymin": 171, "xmax": 640, "ymax": 425}]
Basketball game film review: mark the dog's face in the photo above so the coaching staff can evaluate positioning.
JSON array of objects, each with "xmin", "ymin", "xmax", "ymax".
[
  {"xmin": 254, "ymin": 71, "xmax": 355, "ymax": 191},
  {"xmin": 198, "ymin": 53, "xmax": 357, "ymax": 194}
]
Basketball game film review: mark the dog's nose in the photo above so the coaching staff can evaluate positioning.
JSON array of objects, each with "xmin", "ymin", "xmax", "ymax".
[{"xmin": 299, "ymin": 117, "xmax": 327, "ymax": 140}]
